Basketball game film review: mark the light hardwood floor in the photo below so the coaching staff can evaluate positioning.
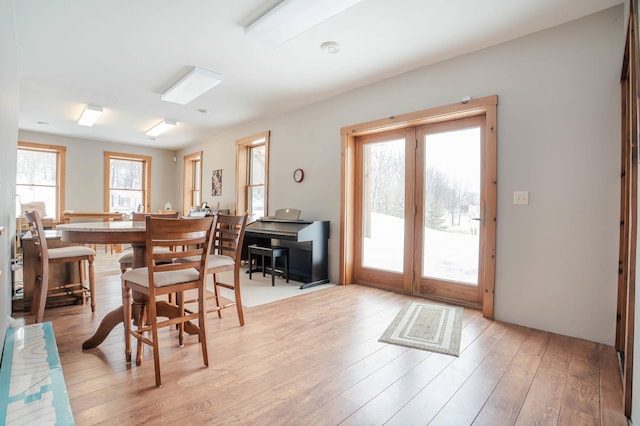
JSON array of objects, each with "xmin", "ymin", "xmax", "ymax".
[{"xmin": 14, "ymin": 274, "xmax": 628, "ymax": 425}]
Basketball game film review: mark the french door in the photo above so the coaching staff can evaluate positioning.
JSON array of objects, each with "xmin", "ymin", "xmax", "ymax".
[
  {"xmin": 354, "ymin": 129, "xmax": 414, "ymax": 292},
  {"xmin": 414, "ymin": 117, "xmax": 485, "ymax": 306},
  {"xmin": 353, "ymin": 112, "xmax": 495, "ymax": 310}
]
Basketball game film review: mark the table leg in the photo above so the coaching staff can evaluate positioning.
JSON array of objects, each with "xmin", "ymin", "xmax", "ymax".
[
  {"xmin": 82, "ymin": 306, "xmax": 124, "ymax": 349},
  {"xmin": 82, "ymin": 243, "xmax": 199, "ymax": 350},
  {"xmin": 82, "ymin": 299, "xmax": 200, "ymax": 350}
]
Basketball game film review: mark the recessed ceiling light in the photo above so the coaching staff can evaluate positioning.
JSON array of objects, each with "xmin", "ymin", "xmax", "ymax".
[
  {"xmin": 36, "ymin": 121, "xmax": 48, "ymax": 126},
  {"xmin": 321, "ymin": 41, "xmax": 340, "ymax": 54},
  {"xmin": 196, "ymin": 108, "xmax": 209, "ymax": 114}
]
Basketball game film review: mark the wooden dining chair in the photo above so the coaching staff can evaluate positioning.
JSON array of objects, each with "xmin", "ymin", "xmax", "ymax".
[
  {"xmin": 122, "ymin": 215, "xmax": 215, "ymax": 387},
  {"xmin": 208, "ymin": 213, "xmax": 248, "ymax": 325},
  {"xmin": 179, "ymin": 213, "xmax": 248, "ymax": 326},
  {"xmin": 119, "ymin": 211, "xmax": 179, "ymax": 273},
  {"xmin": 24, "ymin": 210, "xmax": 97, "ymax": 323}
]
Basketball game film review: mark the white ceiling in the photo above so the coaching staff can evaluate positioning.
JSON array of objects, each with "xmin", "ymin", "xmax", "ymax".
[{"xmin": 14, "ymin": 0, "xmax": 623, "ymax": 150}]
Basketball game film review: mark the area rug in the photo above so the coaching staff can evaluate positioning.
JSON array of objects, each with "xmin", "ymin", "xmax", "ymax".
[
  {"xmin": 379, "ymin": 301, "xmax": 463, "ymax": 356},
  {"xmin": 213, "ymin": 268, "xmax": 335, "ymax": 307},
  {"xmin": 94, "ymin": 251, "xmax": 335, "ymax": 307}
]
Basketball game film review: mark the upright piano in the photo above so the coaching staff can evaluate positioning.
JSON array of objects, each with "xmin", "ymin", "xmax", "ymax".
[{"xmin": 243, "ymin": 218, "xmax": 330, "ymax": 289}]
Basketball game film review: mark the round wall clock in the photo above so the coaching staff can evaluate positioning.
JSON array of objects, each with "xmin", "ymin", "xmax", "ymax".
[{"xmin": 293, "ymin": 168, "xmax": 304, "ymax": 183}]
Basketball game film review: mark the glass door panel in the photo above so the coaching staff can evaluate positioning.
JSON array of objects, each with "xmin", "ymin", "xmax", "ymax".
[
  {"xmin": 361, "ymin": 138, "xmax": 405, "ymax": 272},
  {"xmin": 423, "ymin": 127, "xmax": 480, "ymax": 284},
  {"xmin": 415, "ymin": 117, "xmax": 485, "ymax": 305},
  {"xmin": 354, "ymin": 129, "xmax": 413, "ymax": 292}
]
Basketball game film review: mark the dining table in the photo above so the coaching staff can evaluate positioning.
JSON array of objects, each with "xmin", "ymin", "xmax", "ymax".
[{"xmin": 56, "ymin": 221, "xmax": 199, "ymax": 353}]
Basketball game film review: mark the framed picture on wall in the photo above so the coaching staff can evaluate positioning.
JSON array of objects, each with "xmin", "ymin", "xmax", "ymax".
[{"xmin": 212, "ymin": 169, "xmax": 222, "ymax": 196}]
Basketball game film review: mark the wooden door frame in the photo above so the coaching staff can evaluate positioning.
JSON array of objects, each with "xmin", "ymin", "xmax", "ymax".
[
  {"xmin": 340, "ymin": 95, "xmax": 497, "ymax": 318},
  {"xmin": 618, "ymin": 4, "xmax": 639, "ymax": 417}
]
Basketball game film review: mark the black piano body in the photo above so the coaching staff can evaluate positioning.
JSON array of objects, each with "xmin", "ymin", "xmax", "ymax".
[{"xmin": 243, "ymin": 219, "xmax": 330, "ymax": 289}]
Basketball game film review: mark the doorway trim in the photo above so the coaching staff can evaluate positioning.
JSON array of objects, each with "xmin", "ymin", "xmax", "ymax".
[
  {"xmin": 339, "ymin": 95, "xmax": 497, "ymax": 318},
  {"xmin": 617, "ymin": 4, "xmax": 638, "ymax": 417}
]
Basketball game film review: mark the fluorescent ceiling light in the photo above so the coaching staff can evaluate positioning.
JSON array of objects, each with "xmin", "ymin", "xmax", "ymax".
[
  {"xmin": 245, "ymin": 0, "xmax": 363, "ymax": 47},
  {"xmin": 145, "ymin": 119, "xmax": 176, "ymax": 137},
  {"xmin": 161, "ymin": 67, "xmax": 223, "ymax": 105},
  {"xmin": 78, "ymin": 105, "xmax": 102, "ymax": 126}
]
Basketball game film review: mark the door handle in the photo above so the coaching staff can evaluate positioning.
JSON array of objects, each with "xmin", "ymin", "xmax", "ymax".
[{"xmin": 471, "ymin": 205, "xmax": 486, "ymax": 225}]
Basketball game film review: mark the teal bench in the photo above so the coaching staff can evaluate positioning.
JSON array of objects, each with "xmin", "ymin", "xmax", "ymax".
[{"xmin": 0, "ymin": 322, "xmax": 74, "ymax": 425}]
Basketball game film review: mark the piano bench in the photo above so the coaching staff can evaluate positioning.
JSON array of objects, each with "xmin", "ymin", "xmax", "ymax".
[{"xmin": 248, "ymin": 245, "xmax": 289, "ymax": 286}]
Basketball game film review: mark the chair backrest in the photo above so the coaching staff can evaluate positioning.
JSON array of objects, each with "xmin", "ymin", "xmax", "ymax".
[
  {"xmin": 132, "ymin": 211, "xmax": 179, "ymax": 221},
  {"xmin": 144, "ymin": 215, "xmax": 216, "ymax": 287},
  {"xmin": 275, "ymin": 208, "xmax": 301, "ymax": 220},
  {"xmin": 213, "ymin": 214, "xmax": 248, "ymax": 262},
  {"xmin": 23, "ymin": 210, "xmax": 49, "ymax": 264}
]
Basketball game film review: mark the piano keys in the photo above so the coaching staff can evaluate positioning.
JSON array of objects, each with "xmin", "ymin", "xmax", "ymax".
[{"xmin": 243, "ymin": 218, "xmax": 330, "ymax": 289}]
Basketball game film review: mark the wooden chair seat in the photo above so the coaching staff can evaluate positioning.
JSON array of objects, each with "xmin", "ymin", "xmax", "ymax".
[{"xmin": 48, "ymin": 245, "xmax": 96, "ymax": 259}]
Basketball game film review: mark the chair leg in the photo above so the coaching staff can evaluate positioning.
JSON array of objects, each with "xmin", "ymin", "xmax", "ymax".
[
  {"xmin": 31, "ymin": 258, "xmax": 50, "ymax": 323},
  {"xmin": 136, "ymin": 303, "xmax": 147, "ymax": 366},
  {"xmin": 248, "ymin": 250, "xmax": 253, "ymax": 280},
  {"xmin": 147, "ymin": 298, "xmax": 162, "ymax": 388},
  {"xmin": 123, "ymin": 284, "xmax": 132, "ymax": 363},
  {"xmin": 33, "ymin": 274, "xmax": 48, "ymax": 323},
  {"xmin": 198, "ymin": 285, "xmax": 209, "ymax": 367},
  {"xmin": 234, "ymin": 269, "xmax": 245, "ymax": 327},
  {"xmin": 177, "ymin": 292, "xmax": 184, "ymax": 347},
  {"xmin": 79, "ymin": 260, "xmax": 86, "ymax": 290},
  {"xmin": 212, "ymin": 274, "xmax": 222, "ymax": 319},
  {"xmin": 88, "ymin": 257, "xmax": 96, "ymax": 312}
]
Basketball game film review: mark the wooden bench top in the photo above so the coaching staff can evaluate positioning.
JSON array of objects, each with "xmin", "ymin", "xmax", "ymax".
[{"xmin": 0, "ymin": 322, "xmax": 74, "ymax": 424}]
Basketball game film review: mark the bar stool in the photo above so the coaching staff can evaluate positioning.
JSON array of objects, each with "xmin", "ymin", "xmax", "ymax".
[{"xmin": 248, "ymin": 245, "xmax": 289, "ymax": 286}]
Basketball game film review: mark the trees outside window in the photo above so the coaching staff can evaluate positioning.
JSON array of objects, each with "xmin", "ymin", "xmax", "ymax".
[
  {"xmin": 16, "ymin": 142, "xmax": 66, "ymax": 221},
  {"xmin": 104, "ymin": 152, "xmax": 151, "ymax": 213},
  {"xmin": 236, "ymin": 132, "xmax": 269, "ymax": 219}
]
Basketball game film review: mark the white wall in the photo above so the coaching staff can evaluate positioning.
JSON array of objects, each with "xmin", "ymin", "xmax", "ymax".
[
  {"xmin": 181, "ymin": 5, "xmax": 623, "ymax": 345},
  {"xmin": 0, "ymin": 0, "xmax": 18, "ymax": 350},
  {"xmin": 18, "ymin": 130, "xmax": 180, "ymax": 214}
]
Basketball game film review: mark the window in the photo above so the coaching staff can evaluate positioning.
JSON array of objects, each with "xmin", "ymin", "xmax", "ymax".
[
  {"xmin": 183, "ymin": 151, "xmax": 202, "ymax": 215},
  {"xmin": 104, "ymin": 152, "xmax": 151, "ymax": 213},
  {"xmin": 247, "ymin": 144, "xmax": 266, "ymax": 217},
  {"xmin": 236, "ymin": 131, "xmax": 269, "ymax": 219},
  {"xmin": 16, "ymin": 142, "xmax": 66, "ymax": 221}
]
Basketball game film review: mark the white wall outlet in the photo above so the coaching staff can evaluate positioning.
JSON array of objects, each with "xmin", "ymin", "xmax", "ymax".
[{"xmin": 513, "ymin": 191, "xmax": 529, "ymax": 205}]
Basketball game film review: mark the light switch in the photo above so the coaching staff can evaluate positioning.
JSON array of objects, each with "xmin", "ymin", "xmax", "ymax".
[{"xmin": 513, "ymin": 191, "xmax": 529, "ymax": 205}]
